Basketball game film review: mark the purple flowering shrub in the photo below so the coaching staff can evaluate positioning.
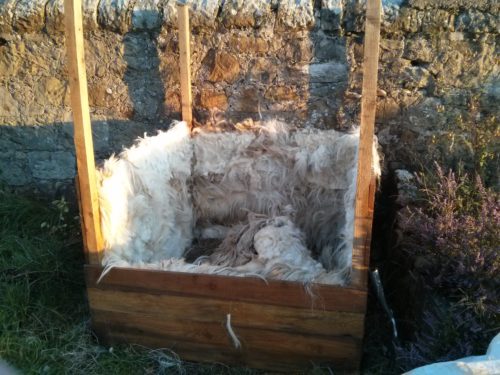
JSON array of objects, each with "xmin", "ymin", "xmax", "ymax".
[{"xmin": 397, "ymin": 165, "xmax": 499, "ymax": 368}]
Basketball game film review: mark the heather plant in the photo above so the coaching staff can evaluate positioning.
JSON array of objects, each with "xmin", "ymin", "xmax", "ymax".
[{"xmin": 397, "ymin": 165, "xmax": 499, "ymax": 369}]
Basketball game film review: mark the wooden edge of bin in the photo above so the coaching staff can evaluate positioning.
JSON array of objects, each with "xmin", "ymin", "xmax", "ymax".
[
  {"xmin": 64, "ymin": 0, "xmax": 104, "ymax": 264},
  {"xmin": 351, "ymin": 0, "xmax": 382, "ymax": 290},
  {"xmin": 85, "ymin": 265, "xmax": 368, "ymax": 313}
]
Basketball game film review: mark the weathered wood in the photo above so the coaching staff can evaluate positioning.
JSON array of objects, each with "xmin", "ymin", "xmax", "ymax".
[
  {"xmin": 93, "ymin": 322, "xmax": 360, "ymax": 371},
  {"xmin": 91, "ymin": 309, "xmax": 361, "ymax": 371},
  {"xmin": 64, "ymin": 0, "xmax": 104, "ymax": 264},
  {"xmin": 87, "ymin": 288, "xmax": 365, "ymax": 337},
  {"xmin": 352, "ymin": 0, "xmax": 381, "ymax": 289},
  {"xmin": 86, "ymin": 265, "xmax": 367, "ymax": 313},
  {"xmin": 177, "ymin": 3, "xmax": 193, "ymax": 128}
]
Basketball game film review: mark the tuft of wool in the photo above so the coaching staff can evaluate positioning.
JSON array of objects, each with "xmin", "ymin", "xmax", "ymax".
[
  {"xmin": 98, "ymin": 121, "xmax": 194, "ymax": 265},
  {"xmin": 98, "ymin": 119, "xmax": 381, "ymax": 285}
]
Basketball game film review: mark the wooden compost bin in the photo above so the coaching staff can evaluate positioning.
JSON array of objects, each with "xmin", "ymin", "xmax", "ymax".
[{"xmin": 64, "ymin": 0, "xmax": 382, "ymax": 371}]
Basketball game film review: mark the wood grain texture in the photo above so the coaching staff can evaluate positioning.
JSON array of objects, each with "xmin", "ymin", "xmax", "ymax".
[
  {"xmin": 93, "ymin": 322, "xmax": 361, "ymax": 371},
  {"xmin": 352, "ymin": 0, "xmax": 382, "ymax": 289},
  {"xmin": 86, "ymin": 265, "xmax": 367, "ymax": 313},
  {"xmin": 177, "ymin": 4, "xmax": 193, "ymax": 128},
  {"xmin": 86, "ymin": 280, "xmax": 364, "ymax": 371},
  {"xmin": 65, "ymin": 0, "xmax": 103, "ymax": 264},
  {"xmin": 87, "ymin": 288, "xmax": 365, "ymax": 337}
]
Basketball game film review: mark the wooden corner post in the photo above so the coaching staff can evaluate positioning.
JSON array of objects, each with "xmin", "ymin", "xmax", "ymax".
[
  {"xmin": 177, "ymin": 3, "xmax": 193, "ymax": 128},
  {"xmin": 64, "ymin": 0, "xmax": 104, "ymax": 264},
  {"xmin": 351, "ymin": 0, "xmax": 381, "ymax": 289}
]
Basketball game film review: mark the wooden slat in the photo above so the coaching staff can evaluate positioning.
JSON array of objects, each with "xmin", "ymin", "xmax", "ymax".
[
  {"xmin": 351, "ymin": 0, "xmax": 381, "ymax": 289},
  {"xmin": 85, "ymin": 265, "xmax": 367, "ymax": 313},
  {"xmin": 91, "ymin": 310, "xmax": 361, "ymax": 371},
  {"xmin": 65, "ymin": 0, "xmax": 103, "ymax": 264},
  {"xmin": 93, "ymin": 324, "xmax": 360, "ymax": 371},
  {"xmin": 87, "ymin": 288, "xmax": 365, "ymax": 337},
  {"xmin": 177, "ymin": 3, "xmax": 192, "ymax": 128}
]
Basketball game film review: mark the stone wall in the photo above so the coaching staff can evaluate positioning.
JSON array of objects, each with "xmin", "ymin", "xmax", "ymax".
[{"xmin": 0, "ymin": 0, "xmax": 498, "ymax": 196}]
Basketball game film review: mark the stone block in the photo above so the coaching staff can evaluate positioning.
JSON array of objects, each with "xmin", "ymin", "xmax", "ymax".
[
  {"xmin": 321, "ymin": 0, "xmax": 343, "ymax": 31},
  {"xmin": 0, "ymin": 0, "xmax": 17, "ymax": 33},
  {"xmin": 132, "ymin": 0, "xmax": 162, "ymax": 30},
  {"xmin": 221, "ymin": 0, "xmax": 273, "ymax": 28},
  {"xmin": 83, "ymin": 0, "xmax": 101, "ymax": 30},
  {"xmin": 308, "ymin": 62, "xmax": 348, "ymax": 83},
  {"xmin": 403, "ymin": 37, "xmax": 433, "ymax": 63},
  {"xmin": 13, "ymin": 0, "xmax": 46, "ymax": 33},
  {"xmin": 0, "ymin": 86, "xmax": 19, "ymax": 118},
  {"xmin": 208, "ymin": 52, "xmax": 241, "ymax": 83},
  {"xmin": 0, "ymin": 151, "xmax": 30, "ymax": 186},
  {"xmin": 200, "ymin": 88, "xmax": 228, "ymax": 109},
  {"xmin": 229, "ymin": 35, "xmax": 269, "ymax": 54},
  {"xmin": 45, "ymin": 0, "xmax": 65, "ymax": 33},
  {"xmin": 265, "ymin": 86, "xmax": 298, "ymax": 101},
  {"xmin": 98, "ymin": 0, "xmax": 134, "ymax": 33},
  {"xmin": 277, "ymin": 0, "xmax": 315, "ymax": 30},
  {"xmin": 162, "ymin": 0, "xmax": 221, "ymax": 28},
  {"xmin": 28, "ymin": 151, "xmax": 75, "ymax": 180}
]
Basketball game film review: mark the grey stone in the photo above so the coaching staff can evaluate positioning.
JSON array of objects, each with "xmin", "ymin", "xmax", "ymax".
[
  {"xmin": 321, "ymin": 0, "xmax": 343, "ymax": 31},
  {"xmin": 309, "ymin": 62, "xmax": 348, "ymax": 83},
  {"xmin": 0, "ymin": 151, "xmax": 30, "ymax": 185},
  {"xmin": 162, "ymin": 0, "xmax": 221, "ymax": 28},
  {"xmin": 98, "ymin": 0, "xmax": 134, "ymax": 33},
  {"xmin": 403, "ymin": 37, "xmax": 433, "ymax": 63},
  {"xmin": 221, "ymin": 0, "xmax": 273, "ymax": 28},
  {"xmin": 132, "ymin": 0, "xmax": 162, "ymax": 30},
  {"xmin": 277, "ymin": 0, "xmax": 315, "ymax": 30},
  {"xmin": 28, "ymin": 151, "xmax": 75, "ymax": 180}
]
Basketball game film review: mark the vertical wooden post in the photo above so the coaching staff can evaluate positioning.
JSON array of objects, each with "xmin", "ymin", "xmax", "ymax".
[
  {"xmin": 351, "ymin": 0, "xmax": 381, "ymax": 289},
  {"xmin": 65, "ymin": 0, "xmax": 104, "ymax": 264},
  {"xmin": 177, "ymin": 3, "xmax": 193, "ymax": 128}
]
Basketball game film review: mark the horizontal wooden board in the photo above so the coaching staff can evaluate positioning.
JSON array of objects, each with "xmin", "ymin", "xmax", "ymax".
[
  {"xmin": 85, "ymin": 265, "xmax": 367, "ymax": 313},
  {"xmin": 92, "ymin": 309, "xmax": 362, "ymax": 372},
  {"xmin": 88, "ymin": 288, "xmax": 365, "ymax": 338},
  {"xmin": 94, "ymin": 326, "xmax": 360, "ymax": 372}
]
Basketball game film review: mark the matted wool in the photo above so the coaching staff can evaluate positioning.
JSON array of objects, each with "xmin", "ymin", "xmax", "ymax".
[{"xmin": 98, "ymin": 120, "xmax": 380, "ymax": 285}]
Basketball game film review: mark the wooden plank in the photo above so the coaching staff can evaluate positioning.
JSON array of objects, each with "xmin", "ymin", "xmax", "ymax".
[
  {"xmin": 351, "ymin": 0, "xmax": 381, "ymax": 289},
  {"xmin": 94, "ymin": 325, "xmax": 360, "ymax": 371},
  {"xmin": 91, "ymin": 310, "xmax": 361, "ymax": 371},
  {"xmin": 87, "ymin": 288, "xmax": 365, "ymax": 337},
  {"xmin": 177, "ymin": 3, "xmax": 193, "ymax": 129},
  {"xmin": 64, "ymin": 0, "xmax": 103, "ymax": 264},
  {"xmin": 85, "ymin": 265, "xmax": 367, "ymax": 313}
]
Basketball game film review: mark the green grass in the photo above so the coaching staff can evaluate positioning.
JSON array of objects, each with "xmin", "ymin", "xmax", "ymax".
[{"xmin": 0, "ymin": 189, "xmax": 269, "ymax": 374}]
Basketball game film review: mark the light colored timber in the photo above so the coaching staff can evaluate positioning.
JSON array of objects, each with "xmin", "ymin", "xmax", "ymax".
[
  {"xmin": 64, "ymin": 0, "xmax": 104, "ymax": 264},
  {"xmin": 352, "ymin": 0, "xmax": 382, "ymax": 289},
  {"xmin": 177, "ymin": 3, "xmax": 193, "ymax": 128}
]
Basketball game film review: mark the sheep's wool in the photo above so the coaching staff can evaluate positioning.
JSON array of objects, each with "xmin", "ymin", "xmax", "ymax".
[{"xmin": 99, "ymin": 120, "xmax": 381, "ymax": 285}]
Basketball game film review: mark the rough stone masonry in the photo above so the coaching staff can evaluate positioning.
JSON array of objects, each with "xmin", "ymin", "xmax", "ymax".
[{"xmin": 0, "ymin": 0, "xmax": 498, "ymax": 196}]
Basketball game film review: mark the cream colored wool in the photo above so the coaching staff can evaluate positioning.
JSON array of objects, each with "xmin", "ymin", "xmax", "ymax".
[{"xmin": 98, "ymin": 120, "xmax": 381, "ymax": 285}]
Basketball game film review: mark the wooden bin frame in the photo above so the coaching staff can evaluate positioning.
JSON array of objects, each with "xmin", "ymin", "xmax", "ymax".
[{"xmin": 65, "ymin": 0, "xmax": 381, "ymax": 371}]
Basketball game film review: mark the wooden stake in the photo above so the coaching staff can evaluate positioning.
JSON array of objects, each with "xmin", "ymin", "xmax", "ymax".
[
  {"xmin": 351, "ymin": 0, "xmax": 381, "ymax": 289},
  {"xmin": 177, "ymin": 3, "xmax": 193, "ymax": 129},
  {"xmin": 64, "ymin": 0, "xmax": 104, "ymax": 264}
]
